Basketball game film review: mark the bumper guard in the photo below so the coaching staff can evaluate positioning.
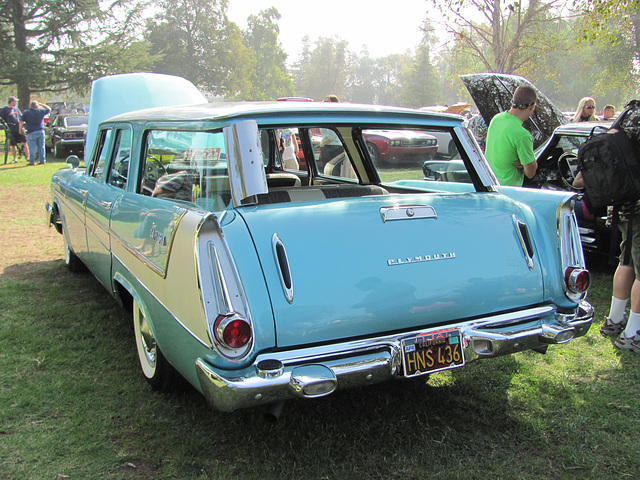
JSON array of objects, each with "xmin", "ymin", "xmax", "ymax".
[{"xmin": 196, "ymin": 301, "xmax": 593, "ymax": 411}]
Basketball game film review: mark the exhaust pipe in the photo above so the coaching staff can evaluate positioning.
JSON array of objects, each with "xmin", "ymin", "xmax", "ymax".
[{"xmin": 263, "ymin": 401, "xmax": 285, "ymax": 422}]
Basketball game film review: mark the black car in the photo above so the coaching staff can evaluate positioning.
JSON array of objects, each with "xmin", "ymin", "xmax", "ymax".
[
  {"xmin": 460, "ymin": 73, "xmax": 616, "ymax": 257},
  {"xmin": 45, "ymin": 114, "xmax": 88, "ymax": 158}
]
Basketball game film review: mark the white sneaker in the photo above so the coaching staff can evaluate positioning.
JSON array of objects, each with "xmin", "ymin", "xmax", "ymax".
[{"xmin": 614, "ymin": 330, "xmax": 640, "ymax": 353}]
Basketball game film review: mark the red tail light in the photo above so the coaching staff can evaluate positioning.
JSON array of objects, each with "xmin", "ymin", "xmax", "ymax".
[
  {"xmin": 564, "ymin": 267, "xmax": 591, "ymax": 294},
  {"xmin": 214, "ymin": 314, "xmax": 252, "ymax": 349}
]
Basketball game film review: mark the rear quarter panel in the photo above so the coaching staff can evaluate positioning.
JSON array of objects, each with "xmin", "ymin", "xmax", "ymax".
[{"xmin": 109, "ymin": 196, "xmax": 276, "ymax": 386}]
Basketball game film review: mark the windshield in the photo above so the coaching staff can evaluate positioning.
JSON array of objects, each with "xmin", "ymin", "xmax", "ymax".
[{"xmin": 65, "ymin": 116, "xmax": 88, "ymax": 127}]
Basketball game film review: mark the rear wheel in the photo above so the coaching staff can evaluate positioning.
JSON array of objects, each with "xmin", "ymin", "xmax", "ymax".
[
  {"xmin": 54, "ymin": 141, "xmax": 65, "ymax": 158},
  {"xmin": 133, "ymin": 298, "xmax": 177, "ymax": 391},
  {"xmin": 63, "ymin": 235, "xmax": 85, "ymax": 272}
]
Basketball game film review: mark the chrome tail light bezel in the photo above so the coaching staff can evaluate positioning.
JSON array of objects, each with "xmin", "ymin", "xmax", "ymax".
[
  {"xmin": 196, "ymin": 214, "xmax": 254, "ymax": 360},
  {"xmin": 557, "ymin": 198, "xmax": 590, "ymax": 302}
]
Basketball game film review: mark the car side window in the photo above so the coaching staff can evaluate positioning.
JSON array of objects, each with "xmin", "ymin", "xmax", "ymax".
[
  {"xmin": 364, "ymin": 127, "xmax": 471, "ymax": 184},
  {"xmin": 107, "ymin": 128, "xmax": 132, "ymax": 190},
  {"xmin": 314, "ymin": 127, "xmax": 356, "ymax": 180},
  {"xmin": 141, "ymin": 130, "xmax": 230, "ymax": 210},
  {"xmin": 260, "ymin": 127, "xmax": 307, "ymax": 174},
  {"xmin": 90, "ymin": 129, "xmax": 112, "ymax": 181}
]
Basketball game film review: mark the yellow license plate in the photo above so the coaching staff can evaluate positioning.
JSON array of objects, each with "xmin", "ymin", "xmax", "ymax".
[{"xmin": 402, "ymin": 329, "xmax": 465, "ymax": 377}]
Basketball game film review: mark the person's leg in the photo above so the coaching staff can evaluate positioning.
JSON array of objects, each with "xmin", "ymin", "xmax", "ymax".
[
  {"xmin": 10, "ymin": 144, "xmax": 17, "ymax": 162},
  {"xmin": 602, "ymin": 221, "xmax": 635, "ymax": 335},
  {"xmin": 26, "ymin": 132, "xmax": 36, "ymax": 165},
  {"xmin": 21, "ymin": 140, "xmax": 29, "ymax": 159},
  {"xmin": 602, "ymin": 265, "xmax": 633, "ymax": 335},
  {"xmin": 616, "ymin": 279, "xmax": 640, "ymax": 350},
  {"xmin": 612, "ymin": 264, "xmax": 634, "ymax": 303},
  {"xmin": 626, "ymin": 280, "xmax": 640, "ymax": 333},
  {"xmin": 615, "ymin": 214, "xmax": 640, "ymax": 350},
  {"xmin": 37, "ymin": 131, "xmax": 45, "ymax": 163}
]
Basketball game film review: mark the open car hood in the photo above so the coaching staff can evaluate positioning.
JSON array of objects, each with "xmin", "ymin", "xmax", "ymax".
[{"xmin": 460, "ymin": 73, "xmax": 568, "ymax": 149}]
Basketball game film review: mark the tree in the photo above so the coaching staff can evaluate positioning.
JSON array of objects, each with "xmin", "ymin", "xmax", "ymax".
[
  {"xmin": 292, "ymin": 36, "xmax": 350, "ymax": 100},
  {"xmin": 0, "ymin": 0, "xmax": 152, "ymax": 109},
  {"xmin": 397, "ymin": 24, "xmax": 442, "ymax": 108},
  {"xmin": 242, "ymin": 7, "xmax": 293, "ymax": 100},
  {"xmin": 145, "ymin": 0, "xmax": 253, "ymax": 97},
  {"xmin": 373, "ymin": 53, "xmax": 412, "ymax": 106},
  {"xmin": 574, "ymin": 0, "xmax": 639, "ymax": 41},
  {"xmin": 568, "ymin": 0, "xmax": 640, "ymax": 103},
  {"xmin": 429, "ymin": 0, "xmax": 567, "ymax": 74},
  {"xmin": 348, "ymin": 48, "xmax": 381, "ymax": 104}
]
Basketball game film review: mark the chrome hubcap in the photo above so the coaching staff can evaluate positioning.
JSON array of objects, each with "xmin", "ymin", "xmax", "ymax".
[{"xmin": 138, "ymin": 310, "xmax": 157, "ymax": 367}]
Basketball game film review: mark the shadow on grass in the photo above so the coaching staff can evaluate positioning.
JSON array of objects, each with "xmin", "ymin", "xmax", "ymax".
[{"xmin": 1, "ymin": 259, "xmax": 638, "ymax": 480}]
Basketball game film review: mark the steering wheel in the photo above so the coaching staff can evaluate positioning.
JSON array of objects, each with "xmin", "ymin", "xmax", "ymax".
[
  {"xmin": 557, "ymin": 152, "xmax": 581, "ymax": 190},
  {"xmin": 145, "ymin": 155, "xmax": 166, "ymax": 179}
]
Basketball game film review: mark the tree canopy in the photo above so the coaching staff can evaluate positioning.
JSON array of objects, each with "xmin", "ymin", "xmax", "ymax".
[
  {"xmin": 429, "ymin": 0, "xmax": 568, "ymax": 74},
  {"xmin": 0, "ymin": 0, "xmax": 637, "ymax": 112},
  {"xmin": 144, "ymin": 0, "xmax": 251, "ymax": 97},
  {"xmin": 0, "ymin": 0, "xmax": 152, "ymax": 109},
  {"xmin": 242, "ymin": 7, "xmax": 293, "ymax": 100}
]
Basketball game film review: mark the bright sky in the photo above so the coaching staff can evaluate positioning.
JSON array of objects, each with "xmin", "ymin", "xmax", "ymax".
[{"xmin": 226, "ymin": 0, "xmax": 431, "ymax": 64}]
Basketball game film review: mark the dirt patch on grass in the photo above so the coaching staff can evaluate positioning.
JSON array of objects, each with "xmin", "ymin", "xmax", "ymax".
[{"xmin": 0, "ymin": 184, "xmax": 63, "ymax": 276}]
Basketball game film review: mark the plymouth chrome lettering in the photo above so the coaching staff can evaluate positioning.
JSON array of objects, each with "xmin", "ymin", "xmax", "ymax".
[
  {"xmin": 150, "ymin": 224, "xmax": 168, "ymax": 247},
  {"xmin": 387, "ymin": 252, "xmax": 456, "ymax": 266}
]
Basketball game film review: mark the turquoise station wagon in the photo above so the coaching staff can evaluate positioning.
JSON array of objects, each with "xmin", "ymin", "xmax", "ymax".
[{"xmin": 47, "ymin": 73, "xmax": 593, "ymax": 416}]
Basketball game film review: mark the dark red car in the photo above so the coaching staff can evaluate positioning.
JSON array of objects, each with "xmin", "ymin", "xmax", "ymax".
[{"xmin": 363, "ymin": 129, "xmax": 438, "ymax": 166}]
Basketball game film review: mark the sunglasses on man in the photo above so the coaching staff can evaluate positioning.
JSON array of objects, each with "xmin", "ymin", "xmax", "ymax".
[{"xmin": 512, "ymin": 102, "xmax": 536, "ymax": 110}]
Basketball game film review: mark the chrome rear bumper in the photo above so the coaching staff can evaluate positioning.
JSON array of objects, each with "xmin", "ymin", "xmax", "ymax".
[{"xmin": 196, "ymin": 301, "xmax": 593, "ymax": 412}]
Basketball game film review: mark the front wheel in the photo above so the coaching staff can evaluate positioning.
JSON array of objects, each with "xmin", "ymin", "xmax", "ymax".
[
  {"xmin": 133, "ymin": 298, "xmax": 177, "ymax": 391},
  {"xmin": 366, "ymin": 142, "xmax": 381, "ymax": 166}
]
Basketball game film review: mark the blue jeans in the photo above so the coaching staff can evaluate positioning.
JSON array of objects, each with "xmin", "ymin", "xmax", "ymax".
[{"xmin": 26, "ymin": 130, "xmax": 46, "ymax": 164}]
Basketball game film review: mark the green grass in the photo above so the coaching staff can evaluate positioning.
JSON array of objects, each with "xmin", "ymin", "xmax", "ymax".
[{"xmin": 1, "ymin": 162, "xmax": 638, "ymax": 480}]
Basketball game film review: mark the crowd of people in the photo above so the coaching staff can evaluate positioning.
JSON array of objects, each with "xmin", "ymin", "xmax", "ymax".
[{"xmin": 1, "ymin": 96, "xmax": 50, "ymax": 165}]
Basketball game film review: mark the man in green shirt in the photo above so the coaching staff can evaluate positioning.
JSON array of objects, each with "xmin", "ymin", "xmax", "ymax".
[{"xmin": 484, "ymin": 86, "xmax": 538, "ymax": 186}]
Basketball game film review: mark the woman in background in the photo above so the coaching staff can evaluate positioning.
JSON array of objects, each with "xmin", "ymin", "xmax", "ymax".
[{"xmin": 571, "ymin": 97, "xmax": 598, "ymax": 122}]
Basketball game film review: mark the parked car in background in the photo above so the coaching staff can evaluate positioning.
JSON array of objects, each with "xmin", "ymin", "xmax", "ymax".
[
  {"xmin": 47, "ymin": 73, "xmax": 593, "ymax": 416},
  {"xmin": 461, "ymin": 72, "xmax": 618, "ymax": 257},
  {"xmin": 531, "ymin": 121, "xmax": 613, "ymax": 254},
  {"xmin": 277, "ymin": 97, "xmax": 315, "ymax": 102},
  {"xmin": 363, "ymin": 129, "xmax": 437, "ymax": 166},
  {"xmin": 420, "ymin": 105, "xmax": 472, "ymax": 158},
  {"xmin": 45, "ymin": 114, "xmax": 89, "ymax": 158}
]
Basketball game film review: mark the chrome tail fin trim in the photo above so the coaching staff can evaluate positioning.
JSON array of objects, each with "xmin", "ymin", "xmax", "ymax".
[{"xmin": 272, "ymin": 233, "xmax": 294, "ymax": 304}]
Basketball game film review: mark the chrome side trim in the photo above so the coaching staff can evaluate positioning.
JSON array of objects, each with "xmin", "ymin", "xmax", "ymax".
[
  {"xmin": 110, "ymin": 206, "xmax": 187, "ymax": 278},
  {"xmin": 272, "ymin": 233, "xmax": 294, "ymax": 303},
  {"xmin": 208, "ymin": 241, "xmax": 234, "ymax": 316},
  {"xmin": 513, "ymin": 214, "xmax": 534, "ymax": 270},
  {"xmin": 196, "ymin": 301, "xmax": 594, "ymax": 411}
]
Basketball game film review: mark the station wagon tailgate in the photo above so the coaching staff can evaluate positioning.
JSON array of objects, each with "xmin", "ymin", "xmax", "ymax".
[{"xmin": 237, "ymin": 192, "xmax": 544, "ymax": 348}]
